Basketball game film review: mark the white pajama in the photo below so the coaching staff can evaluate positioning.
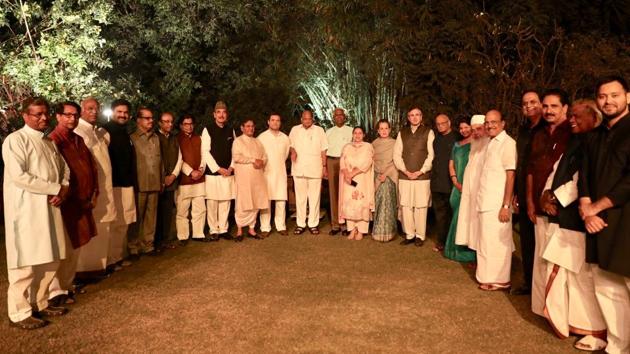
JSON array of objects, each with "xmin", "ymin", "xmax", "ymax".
[
  {"xmin": 108, "ymin": 186, "xmax": 136, "ymax": 265},
  {"xmin": 294, "ymin": 177, "xmax": 322, "ymax": 228},
  {"xmin": 76, "ymin": 221, "xmax": 110, "ymax": 272},
  {"xmin": 206, "ymin": 199, "xmax": 231, "ymax": 234},
  {"xmin": 48, "ymin": 244, "xmax": 79, "ymax": 299},
  {"xmin": 236, "ymin": 210, "xmax": 258, "ymax": 228},
  {"xmin": 7, "ymin": 262, "xmax": 59, "ymax": 322},
  {"xmin": 346, "ymin": 220, "xmax": 369, "ymax": 234},
  {"xmin": 398, "ymin": 179, "xmax": 430, "ymax": 240},
  {"xmin": 592, "ymin": 266, "xmax": 630, "ymax": 354},
  {"xmin": 475, "ymin": 209, "xmax": 514, "ymax": 285},
  {"xmin": 176, "ymin": 184, "xmax": 206, "ymax": 239},
  {"xmin": 259, "ymin": 201, "xmax": 287, "ymax": 232}
]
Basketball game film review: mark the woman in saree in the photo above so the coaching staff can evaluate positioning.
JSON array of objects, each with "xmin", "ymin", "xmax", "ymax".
[
  {"xmin": 371, "ymin": 120, "xmax": 398, "ymax": 242},
  {"xmin": 339, "ymin": 126, "xmax": 375, "ymax": 240},
  {"xmin": 443, "ymin": 117, "xmax": 476, "ymax": 262}
]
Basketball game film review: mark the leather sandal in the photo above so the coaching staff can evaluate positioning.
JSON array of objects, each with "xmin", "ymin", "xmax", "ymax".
[
  {"xmin": 294, "ymin": 227, "xmax": 305, "ymax": 235},
  {"xmin": 308, "ymin": 227, "xmax": 320, "ymax": 235}
]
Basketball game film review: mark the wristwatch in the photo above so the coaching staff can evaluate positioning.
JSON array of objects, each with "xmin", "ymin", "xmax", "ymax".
[{"xmin": 502, "ymin": 204, "xmax": 510, "ymax": 209}]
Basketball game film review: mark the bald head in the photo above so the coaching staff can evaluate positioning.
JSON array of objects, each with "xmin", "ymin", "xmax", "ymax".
[
  {"xmin": 81, "ymin": 97, "xmax": 100, "ymax": 124},
  {"xmin": 484, "ymin": 110, "xmax": 505, "ymax": 138},
  {"xmin": 435, "ymin": 114, "xmax": 451, "ymax": 135}
]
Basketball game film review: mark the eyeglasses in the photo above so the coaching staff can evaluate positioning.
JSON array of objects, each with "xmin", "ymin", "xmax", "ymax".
[
  {"xmin": 27, "ymin": 112, "xmax": 49, "ymax": 119},
  {"xmin": 60, "ymin": 112, "xmax": 79, "ymax": 118},
  {"xmin": 138, "ymin": 116, "xmax": 153, "ymax": 120}
]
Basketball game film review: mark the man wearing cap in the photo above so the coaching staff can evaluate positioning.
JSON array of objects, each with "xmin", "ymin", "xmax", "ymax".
[
  {"xmin": 201, "ymin": 101, "xmax": 236, "ymax": 240},
  {"xmin": 74, "ymin": 97, "xmax": 117, "ymax": 276},
  {"xmin": 393, "ymin": 107, "xmax": 435, "ymax": 247},
  {"xmin": 455, "ymin": 114, "xmax": 488, "ymax": 251},
  {"xmin": 325, "ymin": 108, "xmax": 353, "ymax": 235},
  {"xmin": 476, "ymin": 110, "xmax": 517, "ymax": 291}
]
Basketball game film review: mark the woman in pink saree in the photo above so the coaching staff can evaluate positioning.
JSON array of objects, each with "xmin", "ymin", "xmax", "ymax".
[{"xmin": 339, "ymin": 127, "xmax": 374, "ymax": 240}]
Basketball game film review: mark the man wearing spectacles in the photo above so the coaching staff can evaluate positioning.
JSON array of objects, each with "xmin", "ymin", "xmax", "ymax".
[
  {"xmin": 128, "ymin": 107, "xmax": 163, "ymax": 258},
  {"xmin": 48, "ymin": 101, "xmax": 98, "ymax": 307},
  {"xmin": 3, "ymin": 97, "xmax": 70, "ymax": 329}
]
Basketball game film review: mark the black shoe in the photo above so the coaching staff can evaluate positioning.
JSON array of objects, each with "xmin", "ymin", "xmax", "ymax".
[
  {"xmin": 221, "ymin": 233, "xmax": 234, "ymax": 240},
  {"xmin": 178, "ymin": 240, "xmax": 189, "ymax": 247},
  {"xmin": 511, "ymin": 285, "xmax": 531, "ymax": 296},
  {"xmin": 192, "ymin": 237, "xmax": 206, "ymax": 242},
  {"xmin": 36, "ymin": 306, "xmax": 68, "ymax": 317},
  {"xmin": 329, "ymin": 228, "xmax": 341, "ymax": 236},
  {"xmin": 201, "ymin": 235, "xmax": 218, "ymax": 242},
  {"xmin": 146, "ymin": 249, "xmax": 161, "ymax": 256},
  {"xmin": 9, "ymin": 316, "xmax": 48, "ymax": 330},
  {"xmin": 414, "ymin": 238, "xmax": 425, "ymax": 247},
  {"xmin": 400, "ymin": 238, "xmax": 415, "ymax": 246},
  {"xmin": 128, "ymin": 254, "xmax": 140, "ymax": 262},
  {"xmin": 234, "ymin": 235, "xmax": 244, "ymax": 242}
]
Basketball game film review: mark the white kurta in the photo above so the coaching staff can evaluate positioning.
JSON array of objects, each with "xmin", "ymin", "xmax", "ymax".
[
  {"xmin": 201, "ymin": 127, "xmax": 236, "ymax": 200},
  {"xmin": 258, "ymin": 129, "xmax": 290, "ymax": 200},
  {"xmin": 74, "ymin": 118, "xmax": 117, "ymax": 271},
  {"xmin": 455, "ymin": 137, "xmax": 489, "ymax": 249},
  {"xmin": 289, "ymin": 124, "xmax": 328, "ymax": 178},
  {"xmin": 475, "ymin": 130, "xmax": 516, "ymax": 285},
  {"xmin": 3, "ymin": 126, "xmax": 69, "ymax": 268}
]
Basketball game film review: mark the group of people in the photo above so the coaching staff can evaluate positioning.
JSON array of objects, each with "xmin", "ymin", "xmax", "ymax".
[{"xmin": 3, "ymin": 75, "xmax": 629, "ymax": 354}]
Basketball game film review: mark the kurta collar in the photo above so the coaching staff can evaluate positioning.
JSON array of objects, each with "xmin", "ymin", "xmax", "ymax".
[
  {"xmin": 78, "ymin": 118, "xmax": 96, "ymax": 130},
  {"xmin": 23, "ymin": 124, "xmax": 45, "ymax": 138},
  {"xmin": 53, "ymin": 125, "xmax": 76, "ymax": 140},
  {"xmin": 491, "ymin": 130, "xmax": 508, "ymax": 142}
]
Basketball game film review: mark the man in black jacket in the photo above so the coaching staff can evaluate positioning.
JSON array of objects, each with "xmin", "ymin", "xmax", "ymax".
[
  {"xmin": 538, "ymin": 99, "xmax": 606, "ymax": 350},
  {"xmin": 579, "ymin": 76, "xmax": 630, "ymax": 353}
]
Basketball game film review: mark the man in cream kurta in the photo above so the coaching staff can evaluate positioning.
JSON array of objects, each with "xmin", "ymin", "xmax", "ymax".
[
  {"xmin": 258, "ymin": 114, "xmax": 291, "ymax": 236},
  {"xmin": 455, "ymin": 115, "xmax": 489, "ymax": 250},
  {"xmin": 325, "ymin": 108, "xmax": 353, "ymax": 235},
  {"xmin": 233, "ymin": 120, "xmax": 269, "ymax": 238},
  {"xmin": 3, "ymin": 98, "xmax": 70, "ymax": 329},
  {"xmin": 201, "ymin": 101, "xmax": 236, "ymax": 239},
  {"xmin": 289, "ymin": 109, "xmax": 328, "ymax": 233},
  {"xmin": 74, "ymin": 98, "xmax": 117, "ymax": 275},
  {"xmin": 393, "ymin": 107, "xmax": 434, "ymax": 246},
  {"xmin": 476, "ymin": 110, "xmax": 517, "ymax": 290}
]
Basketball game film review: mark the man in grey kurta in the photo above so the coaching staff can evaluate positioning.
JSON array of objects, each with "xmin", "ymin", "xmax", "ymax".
[
  {"xmin": 128, "ymin": 107, "xmax": 163, "ymax": 258},
  {"xmin": 3, "ymin": 98, "xmax": 70, "ymax": 329}
]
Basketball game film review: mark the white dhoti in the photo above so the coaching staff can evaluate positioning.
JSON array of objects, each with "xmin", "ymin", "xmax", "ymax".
[
  {"xmin": 475, "ymin": 209, "xmax": 514, "ymax": 285},
  {"xmin": 294, "ymin": 177, "xmax": 322, "ymax": 228},
  {"xmin": 346, "ymin": 220, "xmax": 369, "ymax": 234},
  {"xmin": 260, "ymin": 201, "xmax": 287, "ymax": 232},
  {"xmin": 7, "ymin": 262, "xmax": 59, "ymax": 322},
  {"xmin": 542, "ymin": 225, "xmax": 606, "ymax": 338},
  {"xmin": 592, "ymin": 266, "xmax": 630, "ymax": 354},
  {"xmin": 108, "ymin": 186, "xmax": 136, "ymax": 265},
  {"xmin": 176, "ymin": 183, "xmax": 206, "ymax": 239},
  {"xmin": 398, "ymin": 179, "xmax": 430, "ymax": 240},
  {"xmin": 532, "ymin": 216, "xmax": 551, "ymax": 316},
  {"xmin": 205, "ymin": 175, "xmax": 235, "ymax": 234},
  {"xmin": 48, "ymin": 243, "xmax": 80, "ymax": 299},
  {"xmin": 75, "ymin": 221, "xmax": 110, "ymax": 272}
]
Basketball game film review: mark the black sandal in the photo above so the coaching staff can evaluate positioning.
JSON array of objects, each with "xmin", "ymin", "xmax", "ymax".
[
  {"xmin": 294, "ymin": 227, "xmax": 305, "ymax": 235},
  {"xmin": 309, "ymin": 227, "xmax": 320, "ymax": 235},
  {"xmin": 246, "ymin": 233, "xmax": 262, "ymax": 240}
]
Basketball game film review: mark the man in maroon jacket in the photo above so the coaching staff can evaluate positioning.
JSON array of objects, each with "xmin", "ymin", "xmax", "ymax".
[{"xmin": 48, "ymin": 101, "xmax": 98, "ymax": 306}]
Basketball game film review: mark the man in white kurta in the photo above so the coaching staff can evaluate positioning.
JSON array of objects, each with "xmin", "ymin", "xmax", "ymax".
[
  {"xmin": 476, "ymin": 110, "xmax": 517, "ymax": 290},
  {"xmin": 3, "ymin": 99, "xmax": 70, "ymax": 329},
  {"xmin": 233, "ymin": 120, "xmax": 269, "ymax": 239},
  {"xmin": 325, "ymin": 108, "xmax": 353, "ymax": 235},
  {"xmin": 175, "ymin": 115, "xmax": 207, "ymax": 243},
  {"xmin": 393, "ymin": 107, "xmax": 434, "ymax": 246},
  {"xmin": 258, "ymin": 114, "xmax": 290, "ymax": 236},
  {"xmin": 201, "ymin": 101, "xmax": 236, "ymax": 239},
  {"xmin": 74, "ymin": 98, "xmax": 117, "ymax": 274},
  {"xmin": 289, "ymin": 109, "xmax": 328, "ymax": 233},
  {"xmin": 454, "ymin": 115, "xmax": 489, "ymax": 250}
]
